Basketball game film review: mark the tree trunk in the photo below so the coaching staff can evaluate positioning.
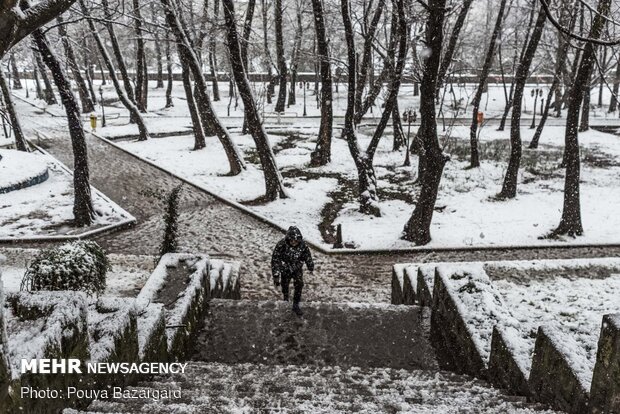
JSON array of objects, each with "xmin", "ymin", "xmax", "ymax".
[
  {"xmin": 222, "ymin": 0, "xmax": 287, "ymax": 200},
  {"xmin": 498, "ymin": 4, "xmax": 537, "ymax": 131},
  {"xmin": 499, "ymin": 5, "xmax": 546, "ymax": 199},
  {"xmin": 366, "ymin": 0, "xmax": 408, "ymax": 161},
  {"xmin": 274, "ymin": 0, "xmax": 287, "ymax": 113},
  {"xmin": 354, "ymin": 61, "xmax": 391, "ymax": 124},
  {"xmin": 81, "ymin": 35, "xmax": 97, "ymax": 103},
  {"xmin": 0, "ymin": 67, "xmax": 29, "ymax": 151},
  {"xmin": 436, "ymin": 0, "xmax": 474, "ymax": 93},
  {"xmin": 553, "ymin": 0, "xmax": 611, "ymax": 237},
  {"xmin": 392, "ymin": 100, "xmax": 405, "ymax": 151},
  {"xmin": 239, "ymin": 0, "xmax": 256, "ymax": 135},
  {"xmin": 180, "ymin": 59, "xmax": 206, "ymax": 150},
  {"xmin": 579, "ymin": 82, "xmax": 591, "ymax": 132},
  {"xmin": 340, "ymin": 0, "xmax": 380, "ymax": 216},
  {"xmin": 57, "ymin": 16, "xmax": 95, "ymax": 113},
  {"xmin": 10, "ymin": 53, "xmax": 22, "ymax": 89},
  {"xmin": 261, "ymin": 0, "xmax": 274, "ymax": 104},
  {"xmin": 309, "ymin": 0, "xmax": 333, "ymax": 166},
  {"xmin": 80, "ymin": 0, "xmax": 150, "ymax": 141},
  {"xmin": 152, "ymin": 3, "xmax": 165, "ymax": 89},
  {"xmin": 209, "ymin": 0, "xmax": 220, "ymax": 101},
  {"xmin": 609, "ymin": 58, "xmax": 620, "ymax": 112},
  {"xmin": 240, "ymin": 0, "xmax": 255, "ymax": 69},
  {"xmin": 402, "ymin": 0, "xmax": 447, "ymax": 245},
  {"xmin": 161, "ymin": 0, "xmax": 246, "ymax": 175},
  {"xmin": 32, "ymin": 51, "xmax": 43, "ymax": 100},
  {"xmin": 101, "ymin": 0, "xmax": 137, "ymax": 119},
  {"xmin": 287, "ymin": 8, "xmax": 303, "ymax": 107},
  {"xmin": 469, "ymin": 0, "xmax": 507, "ymax": 168},
  {"xmin": 165, "ymin": 40, "xmax": 174, "ymax": 108},
  {"xmin": 34, "ymin": 43, "xmax": 57, "ymax": 105},
  {"xmin": 96, "ymin": 56, "xmax": 106, "ymax": 86},
  {"xmin": 133, "ymin": 0, "xmax": 148, "ymax": 111},
  {"xmin": 530, "ymin": 6, "xmax": 574, "ymax": 149},
  {"xmin": 597, "ymin": 49, "xmax": 607, "ymax": 107},
  {"xmin": 31, "ymin": 28, "xmax": 94, "ymax": 226},
  {"xmin": 354, "ymin": 0, "xmax": 385, "ymax": 117}
]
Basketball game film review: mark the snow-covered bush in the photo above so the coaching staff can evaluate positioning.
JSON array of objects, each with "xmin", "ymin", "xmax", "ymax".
[{"xmin": 21, "ymin": 241, "xmax": 110, "ymax": 296}]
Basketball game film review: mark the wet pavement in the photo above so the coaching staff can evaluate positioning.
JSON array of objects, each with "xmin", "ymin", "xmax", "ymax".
[{"xmin": 192, "ymin": 299, "xmax": 436, "ymax": 370}]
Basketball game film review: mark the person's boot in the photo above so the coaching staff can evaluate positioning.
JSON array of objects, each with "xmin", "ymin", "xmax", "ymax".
[{"xmin": 292, "ymin": 303, "xmax": 303, "ymax": 316}]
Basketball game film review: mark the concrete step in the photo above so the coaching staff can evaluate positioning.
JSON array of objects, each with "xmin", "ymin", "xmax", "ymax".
[
  {"xmin": 191, "ymin": 299, "xmax": 437, "ymax": 370},
  {"xmin": 73, "ymin": 361, "xmax": 558, "ymax": 413}
]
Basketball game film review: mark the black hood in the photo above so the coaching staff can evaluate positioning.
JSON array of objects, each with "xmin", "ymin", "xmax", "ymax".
[{"xmin": 285, "ymin": 226, "xmax": 303, "ymax": 242}]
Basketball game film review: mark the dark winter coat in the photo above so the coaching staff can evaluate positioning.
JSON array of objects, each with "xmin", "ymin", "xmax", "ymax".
[{"xmin": 271, "ymin": 226, "xmax": 314, "ymax": 282}]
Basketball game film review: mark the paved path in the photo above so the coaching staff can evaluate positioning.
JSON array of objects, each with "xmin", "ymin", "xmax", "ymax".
[
  {"xmin": 192, "ymin": 300, "xmax": 436, "ymax": 370},
  {"xmin": 14, "ymin": 101, "xmax": 620, "ymax": 303}
]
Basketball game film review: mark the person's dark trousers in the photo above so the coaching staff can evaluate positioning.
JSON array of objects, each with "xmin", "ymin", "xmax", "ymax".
[{"xmin": 281, "ymin": 273, "xmax": 304, "ymax": 305}]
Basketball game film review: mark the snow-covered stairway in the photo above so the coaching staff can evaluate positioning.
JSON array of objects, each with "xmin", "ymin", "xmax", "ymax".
[
  {"xmin": 66, "ymin": 300, "xmax": 561, "ymax": 412},
  {"xmin": 68, "ymin": 362, "xmax": 558, "ymax": 413},
  {"xmin": 191, "ymin": 299, "xmax": 437, "ymax": 370}
]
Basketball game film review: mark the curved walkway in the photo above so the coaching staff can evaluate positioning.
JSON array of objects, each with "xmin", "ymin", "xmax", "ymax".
[{"xmin": 14, "ymin": 101, "xmax": 620, "ymax": 303}]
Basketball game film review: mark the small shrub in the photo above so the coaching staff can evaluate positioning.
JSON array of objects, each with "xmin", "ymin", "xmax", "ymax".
[
  {"xmin": 159, "ymin": 185, "xmax": 182, "ymax": 258},
  {"xmin": 21, "ymin": 241, "xmax": 110, "ymax": 296}
]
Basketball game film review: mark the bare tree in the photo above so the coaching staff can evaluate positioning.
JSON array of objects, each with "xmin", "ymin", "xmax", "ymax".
[
  {"xmin": 499, "ymin": 3, "xmax": 546, "ymax": 199},
  {"xmin": 468, "ymin": 0, "xmax": 508, "ymax": 168},
  {"xmin": 403, "ymin": 0, "xmax": 449, "ymax": 245},
  {"xmin": 101, "ymin": 0, "xmax": 139, "ymax": 122},
  {"xmin": 133, "ymin": 0, "xmax": 148, "ymax": 111},
  {"xmin": 354, "ymin": 0, "xmax": 385, "ymax": 117},
  {"xmin": 80, "ymin": 0, "xmax": 150, "ymax": 141},
  {"xmin": 340, "ymin": 0, "xmax": 407, "ymax": 217},
  {"xmin": 240, "ymin": 0, "xmax": 256, "ymax": 68},
  {"xmin": 340, "ymin": 0, "xmax": 379, "ymax": 216},
  {"xmin": 287, "ymin": 5, "xmax": 303, "ymax": 107},
  {"xmin": 208, "ymin": 0, "xmax": 221, "ymax": 101},
  {"xmin": 498, "ymin": 3, "xmax": 537, "ymax": 131},
  {"xmin": 0, "ymin": 66, "xmax": 29, "ymax": 151},
  {"xmin": 31, "ymin": 26, "xmax": 94, "ymax": 226},
  {"xmin": 608, "ymin": 57, "xmax": 620, "ymax": 112},
  {"xmin": 548, "ymin": 0, "xmax": 611, "ymax": 237},
  {"xmin": 222, "ymin": 0, "xmax": 287, "ymax": 200},
  {"xmin": 309, "ymin": 0, "xmax": 333, "ymax": 166},
  {"xmin": 436, "ymin": 0, "xmax": 475, "ymax": 93},
  {"xmin": 165, "ymin": 40, "xmax": 174, "ymax": 108},
  {"xmin": 180, "ymin": 58, "xmax": 207, "ymax": 150},
  {"xmin": 57, "ymin": 15, "xmax": 95, "ymax": 113},
  {"xmin": 530, "ymin": 0, "xmax": 574, "ymax": 149},
  {"xmin": 274, "ymin": 0, "xmax": 287, "ymax": 112},
  {"xmin": 160, "ymin": 0, "xmax": 246, "ymax": 175},
  {"xmin": 33, "ymin": 40, "xmax": 58, "ymax": 105},
  {"xmin": 261, "ymin": 0, "xmax": 274, "ymax": 104},
  {"xmin": 152, "ymin": 3, "xmax": 165, "ymax": 89},
  {"xmin": 10, "ymin": 53, "xmax": 22, "ymax": 89}
]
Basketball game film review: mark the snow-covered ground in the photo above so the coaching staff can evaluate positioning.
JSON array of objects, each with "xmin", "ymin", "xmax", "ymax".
[
  {"xmin": 0, "ymin": 149, "xmax": 133, "ymax": 239},
  {"xmin": 434, "ymin": 258, "xmax": 620, "ymax": 390},
  {"xmin": 0, "ymin": 149, "xmax": 48, "ymax": 190},
  {"xmin": 9, "ymin": 80, "xmax": 620, "ymax": 249},
  {"xmin": 115, "ymin": 123, "xmax": 620, "ymax": 250},
  {"xmin": 493, "ymin": 269, "xmax": 620, "ymax": 388}
]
